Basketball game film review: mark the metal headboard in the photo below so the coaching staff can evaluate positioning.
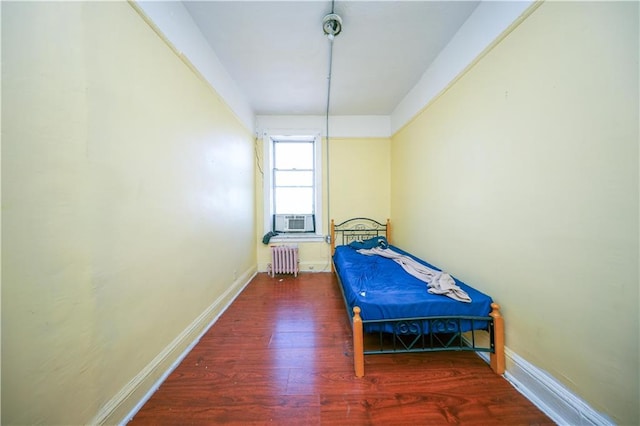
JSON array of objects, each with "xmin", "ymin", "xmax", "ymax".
[{"xmin": 330, "ymin": 217, "xmax": 391, "ymax": 254}]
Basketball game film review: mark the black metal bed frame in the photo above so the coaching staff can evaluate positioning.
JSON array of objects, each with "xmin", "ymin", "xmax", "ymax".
[{"xmin": 331, "ymin": 217, "xmax": 504, "ymax": 377}]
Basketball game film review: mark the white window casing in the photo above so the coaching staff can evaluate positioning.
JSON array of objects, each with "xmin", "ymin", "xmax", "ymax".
[{"xmin": 262, "ymin": 130, "xmax": 324, "ymax": 242}]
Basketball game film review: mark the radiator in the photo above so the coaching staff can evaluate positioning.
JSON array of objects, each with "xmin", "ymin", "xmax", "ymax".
[{"xmin": 269, "ymin": 245, "xmax": 299, "ymax": 277}]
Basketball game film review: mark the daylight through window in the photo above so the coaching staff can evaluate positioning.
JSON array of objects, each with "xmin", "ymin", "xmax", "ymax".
[{"xmin": 263, "ymin": 132, "xmax": 322, "ymax": 237}]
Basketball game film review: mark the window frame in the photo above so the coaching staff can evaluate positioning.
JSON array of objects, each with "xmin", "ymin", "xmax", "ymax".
[{"xmin": 263, "ymin": 131, "xmax": 324, "ymax": 241}]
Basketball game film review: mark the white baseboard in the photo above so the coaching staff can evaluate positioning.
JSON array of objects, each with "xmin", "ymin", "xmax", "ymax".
[
  {"xmin": 299, "ymin": 261, "xmax": 333, "ymax": 273},
  {"xmin": 258, "ymin": 261, "xmax": 333, "ymax": 274},
  {"xmin": 473, "ymin": 346, "xmax": 613, "ymax": 425},
  {"xmin": 90, "ymin": 267, "xmax": 257, "ymax": 426}
]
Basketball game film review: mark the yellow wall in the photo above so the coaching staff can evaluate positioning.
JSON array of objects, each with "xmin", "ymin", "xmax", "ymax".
[
  {"xmin": 391, "ymin": 2, "xmax": 638, "ymax": 424},
  {"xmin": 1, "ymin": 2, "xmax": 255, "ymax": 424},
  {"xmin": 329, "ymin": 137, "xmax": 391, "ymax": 225},
  {"xmin": 255, "ymin": 137, "xmax": 391, "ymax": 272}
]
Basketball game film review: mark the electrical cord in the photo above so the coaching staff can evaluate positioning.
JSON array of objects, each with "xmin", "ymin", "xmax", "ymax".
[
  {"xmin": 324, "ymin": 0, "xmax": 338, "ymax": 239},
  {"xmin": 325, "ymin": 36, "xmax": 333, "ymax": 238}
]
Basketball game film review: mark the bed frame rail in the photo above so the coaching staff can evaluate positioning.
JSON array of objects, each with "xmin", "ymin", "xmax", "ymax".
[
  {"xmin": 359, "ymin": 312, "xmax": 494, "ymax": 355},
  {"xmin": 352, "ymin": 304, "xmax": 504, "ymax": 377}
]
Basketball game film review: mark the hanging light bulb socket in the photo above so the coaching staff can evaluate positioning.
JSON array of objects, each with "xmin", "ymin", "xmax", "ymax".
[{"xmin": 322, "ymin": 13, "xmax": 343, "ymax": 40}]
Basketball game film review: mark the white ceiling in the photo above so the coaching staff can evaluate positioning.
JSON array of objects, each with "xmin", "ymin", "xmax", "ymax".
[{"xmin": 182, "ymin": 1, "xmax": 481, "ymax": 116}]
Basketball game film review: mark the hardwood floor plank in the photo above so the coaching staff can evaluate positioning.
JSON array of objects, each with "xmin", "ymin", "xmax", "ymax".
[
  {"xmin": 129, "ymin": 273, "xmax": 553, "ymax": 425},
  {"xmin": 135, "ymin": 395, "xmax": 321, "ymax": 425}
]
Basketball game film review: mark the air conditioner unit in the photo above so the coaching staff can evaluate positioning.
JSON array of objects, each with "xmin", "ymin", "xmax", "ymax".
[{"xmin": 273, "ymin": 214, "xmax": 315, "ymax": 233}]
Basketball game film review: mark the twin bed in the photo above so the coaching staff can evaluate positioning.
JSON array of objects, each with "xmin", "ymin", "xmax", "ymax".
[{"xmin": 330, "ymin": 217, "xmax": 505, "ymax": 377}]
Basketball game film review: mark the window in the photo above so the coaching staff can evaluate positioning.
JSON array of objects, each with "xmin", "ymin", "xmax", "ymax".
[
  {"xmin": 273, "ymin": 139, "xmax": 314, "ymax": 215},
  {"xmin": 263, "ymin": 132, "xmax": 323, "ymax": 239}
]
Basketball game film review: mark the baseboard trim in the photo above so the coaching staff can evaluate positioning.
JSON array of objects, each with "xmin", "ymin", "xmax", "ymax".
[
  {"xmin": 472, "ymin": 344, "xmax": 613, "ymax": 425},
  {"xmin": 258, "ymin": 261, "xmax": 333, "ymax": 274},
  {"xmin": 90, "ymin": 267, "xmax": 257, "ymax": 426},
  {"xmin": 298, "ymin": 261, "xmax": 333, "ymax": 273}
]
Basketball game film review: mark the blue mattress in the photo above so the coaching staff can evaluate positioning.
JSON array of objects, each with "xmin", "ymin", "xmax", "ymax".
[{"xmin": 333, "ymin": 245, "xmax": 493, "ymax": 333}]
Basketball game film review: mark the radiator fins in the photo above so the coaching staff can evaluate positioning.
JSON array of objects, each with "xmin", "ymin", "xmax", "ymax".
[{"xmin": 269, "ymin": 245, "xmax": 299, "ymax": 277}]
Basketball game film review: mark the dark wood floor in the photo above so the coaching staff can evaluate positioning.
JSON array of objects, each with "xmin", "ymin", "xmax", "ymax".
[{"xmin": 130, "ymin": 272, "xmax": 553, "ymax": 425}]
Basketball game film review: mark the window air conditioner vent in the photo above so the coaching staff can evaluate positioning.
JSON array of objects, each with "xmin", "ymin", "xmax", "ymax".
[{"xmin": 273, "ymin": 214, "xmax": 315, "ymax": 233}]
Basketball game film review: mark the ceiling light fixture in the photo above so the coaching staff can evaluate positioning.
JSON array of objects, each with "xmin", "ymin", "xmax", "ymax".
[{"xmin": 322, "ymin": 13, "xmax": 342, "ymax": 40}]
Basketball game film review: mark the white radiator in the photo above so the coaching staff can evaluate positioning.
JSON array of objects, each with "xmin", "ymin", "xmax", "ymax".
[{"xmin": 269, "ymin": 245, "xmax": 299, "ymax": 277}]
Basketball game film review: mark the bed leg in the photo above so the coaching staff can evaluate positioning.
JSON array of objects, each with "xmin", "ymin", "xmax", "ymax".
[
  {"xmin": 489, "ymin": 303, "xmax": 505, "ymax": 375},
  {"xmin": 353, "ymin": 307, "xmax": 365, "ymax": 378}
]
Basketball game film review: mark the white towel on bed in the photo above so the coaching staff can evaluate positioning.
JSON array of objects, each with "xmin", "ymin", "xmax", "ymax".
[{"xmin": 357, "ymin": 247, "xmax": 471, "ymax": 303}]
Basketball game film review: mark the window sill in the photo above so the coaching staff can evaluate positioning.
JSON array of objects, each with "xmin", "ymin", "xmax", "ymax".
[{"xmin": 269, "ymin": 234, "xmax": 327, "ymax": 244}]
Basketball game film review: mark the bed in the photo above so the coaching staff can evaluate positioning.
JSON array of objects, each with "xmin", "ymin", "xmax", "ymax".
[{"xmin": 331, "ymin": 217, "xmax": 505, "ymax": 377}]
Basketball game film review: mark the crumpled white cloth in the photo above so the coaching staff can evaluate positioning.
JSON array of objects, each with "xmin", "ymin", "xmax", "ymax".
[{"xmin": 357, "ymin": 246, "xmax": 471, "ymax": 303}]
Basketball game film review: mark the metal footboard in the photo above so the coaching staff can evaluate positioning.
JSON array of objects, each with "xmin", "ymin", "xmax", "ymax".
[{"xmin": 361, "ymin": 314, "xmax": 495, "ymax": 356}]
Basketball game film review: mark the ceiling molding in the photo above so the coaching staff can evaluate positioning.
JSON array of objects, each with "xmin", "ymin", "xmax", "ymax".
[
  {"xmin": 133, "ymin": 0, "xmax": 255, "ymax": 131},
  {"xmin": 391, "ymin": 0, "xmax": 537, "ymax": 135},
  {"xmin": 134, "ymin": 0, "xmax": 537, "ymax": 138},
  {"xmin": 256, "ymin": 115, "xmax": 390, "ymax": 139}
]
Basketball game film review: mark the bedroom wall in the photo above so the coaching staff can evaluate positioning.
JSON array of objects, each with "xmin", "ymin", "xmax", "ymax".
[
  {"xmin": 1, "ymin": 2, "xmax": 255, "ymax": 425},
  {"xmin": 328, "ymin": 137, "xmax": 391, "ymax": 227},
  {"xmin": 390, "ymin": 2, "xmax": 638, "ymax": 425},
  {"xmin": 255, "ymin": 136, "xmax": 391, "ymax": 272}
]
